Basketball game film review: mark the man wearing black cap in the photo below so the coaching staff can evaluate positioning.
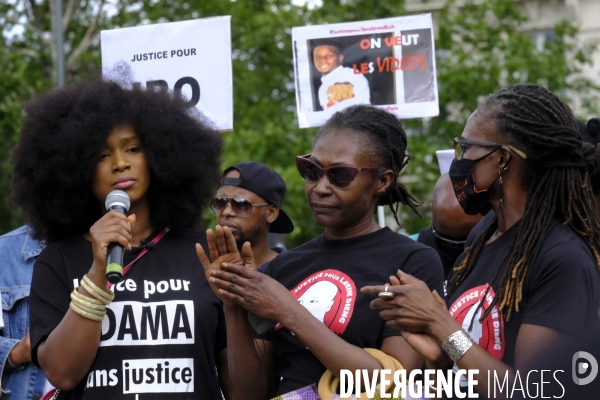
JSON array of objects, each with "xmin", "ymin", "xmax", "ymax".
[{"xmin": 211, "ymin": 161, "xmax": 294, "ymax": 267}]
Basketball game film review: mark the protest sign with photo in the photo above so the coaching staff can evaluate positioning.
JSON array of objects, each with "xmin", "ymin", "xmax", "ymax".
[
  {"xmin": 292, "ymin": 14, "xmax": 439, "ymax": 128},
  {"xmin": 101, "ymin": 16, "xmax": 233, "ymax": 131}
]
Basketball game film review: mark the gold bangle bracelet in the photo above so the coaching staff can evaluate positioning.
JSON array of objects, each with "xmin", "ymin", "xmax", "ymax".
[
  {"xmin": 69, "ymin": 301, "xmax": 105, "ymax": 322},
  {"xmin": 72, "ymin": 287, "xmax": 104, "ymax": 304},
  {"xmin": 70, "ymin": 296, "xmax": 105, "ymax": 317},
  {"xmin": 82, "ymin": 274, "xmax": 114, "ymax": 302},
  {"xmin": 71, "ymin": 290, "xmax": 106, "ymax": 311},
  {"xmin": 81, "ymin": 275, "xmax": 114, "ymax": 304},
  {"xmin": 70, "ymin": 292, "xmax": 106, "ymax": 314},
  {"xmin": 80, "ymin": 279, "xmax": 111, "ymax": 305}
]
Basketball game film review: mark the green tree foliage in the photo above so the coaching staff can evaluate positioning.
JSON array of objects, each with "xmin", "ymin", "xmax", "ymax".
[
  {"xmin": 141, "ymin": 0, "xmax": 411, "ymax": 243},
  {"xmin": 0, "ymin": 0, "xmax": 597, "ymax": 247},
  {"xmin": 0, "ymin": 38, "xmax": 35, "ymax": 230},
  {"xmin": 0, "ymin": 0, "xmax": 169, "ymax": 233},
  {"xmin": 399, "ymin": 0, "xmax": 600, "ymax": 236},
  {"xmin": 0, "ymin": 0, "xmax": 408, "ymax": 243}
]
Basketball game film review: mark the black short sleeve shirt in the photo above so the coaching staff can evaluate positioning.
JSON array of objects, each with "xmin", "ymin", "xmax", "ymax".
[
  {"xmin": 260, "ymin": 227, "xmax": 444, "ymax": 395},
  {"xmin": 447, "ymin": 215, "xmax": 600, "ymax": 369},
  {"xmin": 29, "ymin": 229, "xmax": 226, "ymax": 399}
]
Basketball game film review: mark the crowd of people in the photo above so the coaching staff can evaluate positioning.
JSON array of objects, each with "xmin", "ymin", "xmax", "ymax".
[{"xmin": 0, "ymin": 77, "xmax": 599, "ymax": 400}]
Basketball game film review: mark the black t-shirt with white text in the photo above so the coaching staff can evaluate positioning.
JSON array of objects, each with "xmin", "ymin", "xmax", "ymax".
[
  {"xmin": 30, "ymin": 229, "xmax": 226, "ymax": 399},
  {"xmin": 446, "ymin": 212, "xmax": 600, "ymax": 371},
  {"xmin": 260, "ymin": 227, "xmax": 444, "ymax": 395}
]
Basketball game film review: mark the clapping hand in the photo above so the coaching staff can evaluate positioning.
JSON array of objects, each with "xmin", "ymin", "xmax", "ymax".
[
  {"xmin": 361, "ymin": 271, "xmax": 451, "ymax": 365},
  {"xmin": 196, "ymin": 225, "xmax": 255, "ymax": 307}
]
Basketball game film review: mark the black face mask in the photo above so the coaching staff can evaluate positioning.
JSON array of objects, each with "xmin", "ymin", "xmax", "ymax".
[{"xmin": 449, "ymin": 149, "xmax": 500, "ymax": 216}]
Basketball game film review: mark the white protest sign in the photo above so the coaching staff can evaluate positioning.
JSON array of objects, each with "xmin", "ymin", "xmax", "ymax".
[
  {"xmin": 292, "ymin": 14, "xmax": 439, "ymax": 128},
  {"xmin": 436, "ymin": 149, "xmax": 455, "ymax": 175},
  {"xmin": 101, "ymin": 17, "xmax": 233, "ymax": 131}
]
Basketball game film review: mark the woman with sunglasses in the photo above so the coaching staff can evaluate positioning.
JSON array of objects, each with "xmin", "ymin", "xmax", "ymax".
[
  {"xmin": 11, "ymin": 80, "xmax": 235, "ymax": 399},
  {"xmin": 197, "ymin": 105, "xmax": 444, "ymax": 399},
  {"xmin": 363, "ymin": 84, "xmax": 600, "ymax": 397}
]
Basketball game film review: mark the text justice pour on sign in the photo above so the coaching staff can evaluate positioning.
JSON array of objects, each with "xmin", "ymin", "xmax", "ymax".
[{"xmin": 131, "ymin": 48, "xmax": 198, "ymax": 62}]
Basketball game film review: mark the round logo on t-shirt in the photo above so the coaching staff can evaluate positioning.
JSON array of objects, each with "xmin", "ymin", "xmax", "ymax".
[
  {"xmin": 276, "ymin": 269, "xmax": 357, "ymax": 334},
  {"xmin": 449, "ymin": 284, "xmax": 505, "ymax": 360}
]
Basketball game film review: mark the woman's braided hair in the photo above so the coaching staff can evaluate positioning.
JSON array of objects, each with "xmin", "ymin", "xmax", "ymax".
[
  {"xmin": 314, "ymin": 105, "xmax": 422, "ymax": 225},
  {"xmin": 448, "ymin": 84, "xmax": 600, "ymax": 322}
]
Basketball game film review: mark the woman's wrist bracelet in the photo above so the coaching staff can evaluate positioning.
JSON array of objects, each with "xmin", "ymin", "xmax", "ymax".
[
  {"xmin": 80, "ymin": 274, "xmax": 114, "ymax": 304},
  {"xmin": 70, "ymin": 301, "xmax": 105, "ymax": 322},
  {"xmin": 69, "ymin": 274, "xmax": 112, "ymax": 322},
  {"xmin": 71, "ymin": 290, "xmax": 106, "ymax": 310},
  {"xmin": 70, "ymin": 296, "xmax": 106, "ymax": 317},
  {"xmin": 6, "ymin": 354, "xmax": 22, "ymax": 369},
  {"xmin": 441, "ymin": 330, "xmax": 474, "ymax": 364}
]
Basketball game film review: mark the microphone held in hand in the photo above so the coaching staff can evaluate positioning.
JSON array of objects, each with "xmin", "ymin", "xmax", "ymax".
[{"xmin": 104, "ymin": 190, "xmax": 131, "ymax": 284}]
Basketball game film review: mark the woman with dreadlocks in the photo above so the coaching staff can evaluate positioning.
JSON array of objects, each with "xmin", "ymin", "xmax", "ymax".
[
  {"xmin": 196, "ymin": 105, "xmax": 444, "ymax": 399},
  {"xmin": 363, "ymin": 84, "xmax": 600, "ymax": 396}
]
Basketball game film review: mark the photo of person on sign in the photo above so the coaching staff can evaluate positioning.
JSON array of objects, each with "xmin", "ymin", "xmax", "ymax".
[{"xmin": 311, "ymin": 39, "xmax": 370, "ymax": 111}]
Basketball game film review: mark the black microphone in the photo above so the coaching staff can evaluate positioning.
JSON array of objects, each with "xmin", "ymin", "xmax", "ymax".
[{"xmin": 104, "ymin": 190, "xmax": 131, "ymax": 284}]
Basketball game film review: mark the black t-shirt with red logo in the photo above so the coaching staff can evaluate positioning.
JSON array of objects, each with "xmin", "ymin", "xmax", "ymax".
[
  {"xmin": 29, "ymin": 229, "xmax": 227, "ymax": 399},
  {"xmin": 260, "ymin": 227, "xmax": 444, "ymax": 395},
  {"xmin": 447, "ymin": 212, "xmax": 600, "ymax": 371}
]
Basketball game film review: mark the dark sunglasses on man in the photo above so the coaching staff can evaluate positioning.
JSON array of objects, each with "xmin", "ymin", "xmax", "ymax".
[
  {"xmin": 296, "ymin": 154, "xmax": 384, "ymax": 189},
  {"xmin": 210, "ymin": 197, "xmax": 269, "ymax": 217}
]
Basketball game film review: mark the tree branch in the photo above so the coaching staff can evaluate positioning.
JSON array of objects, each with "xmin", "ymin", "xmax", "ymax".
[
  {"xmin": 63, "ymin": 0, "xmax": 77, "ymax": 32},
  {"xmin": 27, "ymin": 0, "xmax": 43, "ymax": 31},
  {"xmin": 24, "ymin": 21, "xmax": 47, "ymax": 39},
  {"xmin": 17, "ymin": 48, "xmax": 40, "ymax": 58},
  {"xmin": 25, "ymin": 0, "xmax": 35, "ymax": 20},
  {"xmin": 66, "ymin": 0, "xmax": 104, "ymax": 69},
  {"xmin": 20, "ymin": 0, "xmax": 50, "ymax": 45}
]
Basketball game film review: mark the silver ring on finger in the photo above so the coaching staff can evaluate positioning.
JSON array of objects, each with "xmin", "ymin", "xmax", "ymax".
[{"xmin": 378, "ymin": 285, "xmax": 395, "ymax": 300}]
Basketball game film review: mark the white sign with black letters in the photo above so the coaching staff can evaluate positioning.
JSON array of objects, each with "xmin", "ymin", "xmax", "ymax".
[{"xmin": 101, "ymin": 16, "xmax": 233, "ymax": 131}]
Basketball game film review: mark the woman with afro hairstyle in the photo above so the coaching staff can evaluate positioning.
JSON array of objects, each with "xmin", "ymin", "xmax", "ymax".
[
  {"xmin": 195, "ymin": 105, "xmax": 444, "ymax": 399},
  {"xmin": 12, "ymin": 79, "xmax": 236, "ymax": 399},
  {"xmin": 363, "ymin": 84, "xmax": 600, "ymax": 397}
]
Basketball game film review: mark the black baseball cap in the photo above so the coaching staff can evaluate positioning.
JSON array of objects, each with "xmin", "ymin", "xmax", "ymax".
[{"xmin": 221, "ymin": 161, "xmax": 294, "ymax": 234}]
